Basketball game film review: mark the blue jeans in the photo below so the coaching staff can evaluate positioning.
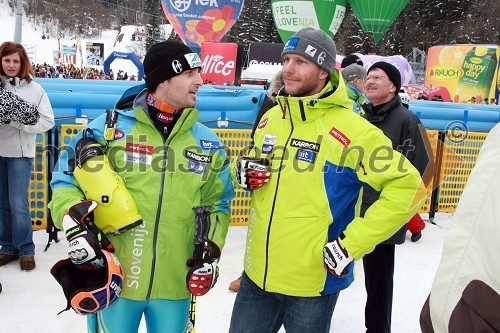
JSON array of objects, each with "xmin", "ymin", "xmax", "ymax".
[
  {"xmin": 229, "ymin": 272, "xmax": 340, "ymax": 333},
  {"xmin": 0, "ymin": 157, "xmax": 34, "ymax": 257}
]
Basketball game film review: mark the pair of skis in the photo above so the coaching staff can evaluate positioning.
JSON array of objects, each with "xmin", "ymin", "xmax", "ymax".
[{"xmin": 188, "ymin": 206, "xmax": 212, "ymax": 333}]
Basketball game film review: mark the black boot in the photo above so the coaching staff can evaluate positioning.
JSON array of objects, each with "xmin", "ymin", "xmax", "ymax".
[{"xmin": 411, "ymin": 232, "xmax": 422, "ymax": 242}]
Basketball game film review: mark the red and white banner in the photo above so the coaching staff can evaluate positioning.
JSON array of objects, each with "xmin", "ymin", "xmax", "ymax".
[{"xmin": 200, "ymin": 42, "xmax": 238, "ymax": 85}]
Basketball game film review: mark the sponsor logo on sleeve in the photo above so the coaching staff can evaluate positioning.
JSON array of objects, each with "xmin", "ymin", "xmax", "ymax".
[
  {"xmin": 114, "ymin": 129, "xmax": 125, "ymax": 140},
  {"xmin": 262, "ymin": 144, "xmax": 273, "ymax": 154},
  {"xmin": 329, "ymin": 127, "xmax": 351, "ymax": 147},
  {"xmin": 263, "ymin": 135, "xmax": 277, "ymax": 145},
  {"xmin": 258, "ymin": 118, "xmax": 268, "ymax": 129}
]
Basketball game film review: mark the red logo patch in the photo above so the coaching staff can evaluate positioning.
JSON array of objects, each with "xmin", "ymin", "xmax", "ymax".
[
  {"xmin": 157, "ymin": 113, "xmax": 174, "ymax": 123},
  {"xmin": 329, "ymin": 127, "xmax": 351, "ymax": 147},
  {"xmin": 114, "ymin": 130, "xmax": 124, "ymax": 140},
  {"xmin": 125, "ymin": 143, "xmax": 154, "ymax": 155},
  {"xmin": 258, "ymin": 118, "xmax": 268, "ymax": 129}
]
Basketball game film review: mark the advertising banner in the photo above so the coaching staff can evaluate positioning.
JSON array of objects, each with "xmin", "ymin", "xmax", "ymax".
[
  {"xmin": 246, "ymin": 42, "xmax": 284, "ymax": 67},
  {"xmin": 161, "ymin": 0, "xmax": 244, "ymax": 54},
  {"xmin": 425, "ymin": 44, "xmax": 499, "ymax": 103},
  {"xmin": 271, "ymin": 0, "xmax": 346, "ymax": 43},
  {"xmin": 60, "ymin": 43, "xmax": 77, "ymax": 65},
  {"xmin": 23, "ymin": 44, "xmax": 37, "ymax": 63},
  {"xmin": 200, "ymin": 42, "xmax": 238, "ymax": 85},
  {"xmin": 86, "ymin": 42, "xmax": 105, "ymax": 66}
]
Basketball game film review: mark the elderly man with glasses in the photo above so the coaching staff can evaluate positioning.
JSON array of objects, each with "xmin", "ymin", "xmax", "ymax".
[{"xmin": 361, "ymin": 62, "xmax": 435, "ymax": 333}]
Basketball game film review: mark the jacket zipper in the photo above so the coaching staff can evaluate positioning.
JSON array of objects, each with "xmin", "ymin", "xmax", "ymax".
[
  {"xmin": 145, "ymin": 109, "xmax": 191, "ymax": 299},
  {"xmin": 262, "ymin": 98, "xmax": 297, "ymax": 290}
]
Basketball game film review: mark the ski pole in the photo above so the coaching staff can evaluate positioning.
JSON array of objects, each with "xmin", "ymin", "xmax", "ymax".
[{"xmin": 188, "ymin": 205, "xmax": 211, "ymax": 332}]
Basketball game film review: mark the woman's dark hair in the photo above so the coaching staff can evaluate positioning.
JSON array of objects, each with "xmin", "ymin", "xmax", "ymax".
[{"xmin": 0, "ymin": 41, "xmax": 35, "ymax": 82}]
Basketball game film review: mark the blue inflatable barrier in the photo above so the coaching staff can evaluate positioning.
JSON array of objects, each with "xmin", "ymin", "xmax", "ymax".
[
  {"xmin": 36, "ymin": 79, "xmax": 499, "ymax": 132},
  {"xmin": 409, "ymin": 100, "xmax": 500, "ymax": 132},
  {"xmin": 37, "ymin": 79, "xmax": 267, "ymax": 129}
]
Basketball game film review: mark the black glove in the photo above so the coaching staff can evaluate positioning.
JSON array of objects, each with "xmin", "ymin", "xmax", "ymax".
[
  {"xmin": 62, "ymin": 200, "xmax": 114, "ymax": 270},
  {"xmin": 235, "ymin": 157, "xmax": 271, "ymax": 190},
  {"xmin": 186, "ymin": 240, "xmax": 221, "ymax": 296}
]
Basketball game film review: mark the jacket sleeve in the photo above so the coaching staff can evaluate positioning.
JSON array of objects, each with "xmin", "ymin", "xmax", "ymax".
[
  {"xmin": 400, "ymin": 118, "xmax": 434, "ymax": 180},
  {"xmin": 340, "ymin": 129, "xmax": 428, "ymax": 259},
  {"xmin": 201, "ymin": 146, "xmax": 235, "ymax": 251},
  {"xmin": 48, "ymin": 127, "xmax": 87, "ymax": 229},
  {"xmin": 8, "ymin": 85, "xmax": 54, "ymax": 133}
]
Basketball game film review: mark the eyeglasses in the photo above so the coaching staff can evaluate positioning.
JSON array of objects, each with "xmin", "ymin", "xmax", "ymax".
[{"xmin": 366, "ymin": 75, "xmax": 386, "ymax": 82}]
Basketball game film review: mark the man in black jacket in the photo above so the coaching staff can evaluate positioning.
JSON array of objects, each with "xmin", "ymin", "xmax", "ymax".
[{"xmin": 361, "ymin": 62, "xmax": 433, "ymax": 333}]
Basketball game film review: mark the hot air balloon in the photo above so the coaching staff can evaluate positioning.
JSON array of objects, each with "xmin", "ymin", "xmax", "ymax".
[
  {"xmin": 271, "ymin": 0, "xmax": 346, "ymax": 42},
  {"xmin": 349, "ymin": 0, "xmax": 410, "ymax": 45},
  {"xmin": 161, "ymin": 0, "xmax": 245, "ymax": 54}
]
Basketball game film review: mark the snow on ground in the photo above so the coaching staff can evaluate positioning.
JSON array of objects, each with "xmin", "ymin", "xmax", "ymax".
[{"xmin": 0, "ymin": 213, "xmax": 452, "ymax": 332}]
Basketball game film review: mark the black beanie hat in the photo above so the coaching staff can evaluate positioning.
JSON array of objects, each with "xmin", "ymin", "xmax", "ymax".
[
  {"xmin": 341, "ymin": 54, "xmax": 363, "ymax": 69},
  {"xmin": 368, "ymin": 61, "xmax": 401, "ymax": 92},
  {"xmin": 143, "ymin": 40, "xmax": 202, "ymax": 91}
]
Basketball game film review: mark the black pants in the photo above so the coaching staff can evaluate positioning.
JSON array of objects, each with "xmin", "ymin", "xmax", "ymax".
[{"xmin": 363, "ymin": 244, "xmax": 395, "ymax": 333}]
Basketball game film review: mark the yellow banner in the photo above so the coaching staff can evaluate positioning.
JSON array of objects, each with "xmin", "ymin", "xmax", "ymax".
[{"xmin": 425, "ymin": 44, "xmax": 499, "ymax": 103}]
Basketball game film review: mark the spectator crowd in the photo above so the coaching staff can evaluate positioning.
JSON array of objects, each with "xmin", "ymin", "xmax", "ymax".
[{"xmin": 31, "ymin": 63, "xmax": 137, "ymax": 81}]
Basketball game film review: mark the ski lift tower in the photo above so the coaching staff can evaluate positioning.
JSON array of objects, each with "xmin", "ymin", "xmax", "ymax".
[{"xmin": 408, "ymin": 47, "xmax": 427, "ymax": 84}]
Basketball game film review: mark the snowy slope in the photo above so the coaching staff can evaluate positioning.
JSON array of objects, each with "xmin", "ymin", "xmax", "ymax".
[{"xmin": 0, "ymin": 1, "xmax": 171, "ymax": 78}]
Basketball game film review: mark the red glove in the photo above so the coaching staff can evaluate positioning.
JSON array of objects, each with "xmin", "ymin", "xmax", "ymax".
[
  {"xmin": 186, "ymin": 260, "xmax": 219, "ymax": 296},
  {"xmin": 186, "ymin": 240, "xmax": 221, "ymax": 296},
  {"xmin": 236, "ymin": 157, "xmax": 271, "ymax": 190}
]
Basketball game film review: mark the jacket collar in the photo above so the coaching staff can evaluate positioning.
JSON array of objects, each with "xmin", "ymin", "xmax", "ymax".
[
  {"xmin": 0, "ymin": 75, "xmax": 29, "ymax": 88},
  {"xmin": 362, "ymin": 95, "xmax": 402, "ymax": 122},
  {"xmin": 114, "ymin": 84, "xmax": 199, "ymax": 135},
  {"xmin": 275, "ymin": 68, "xmax": 352, "ymax": 123}
]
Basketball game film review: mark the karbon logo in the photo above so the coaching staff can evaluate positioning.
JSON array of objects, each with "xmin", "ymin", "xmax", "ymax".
[{"xmin": 426, "ymin": 65, "xmax": 464, "ymax": 80}]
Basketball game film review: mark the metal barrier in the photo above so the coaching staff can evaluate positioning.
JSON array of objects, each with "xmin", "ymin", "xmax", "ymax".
[{"xmin": 31, "ymin": 126, "xmax": 490, "ymax": 230}]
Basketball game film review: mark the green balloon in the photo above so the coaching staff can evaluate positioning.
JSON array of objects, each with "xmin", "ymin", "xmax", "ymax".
[
  {"xmin": 349, "ymin": 0, "xmax": 410, "ymax": 44},
  {"xmin": 271, "ymin": 0, "xmax": 347, "ymax": 43}
]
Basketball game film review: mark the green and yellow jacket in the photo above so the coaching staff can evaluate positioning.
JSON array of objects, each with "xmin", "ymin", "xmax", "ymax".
[
  {"xmin": 49, "ymin": 85, "xmax": 235, "ymax": 301},
  {"xmin": 244, "ymin": 69, "xmax": 426, "ymax": 297}
]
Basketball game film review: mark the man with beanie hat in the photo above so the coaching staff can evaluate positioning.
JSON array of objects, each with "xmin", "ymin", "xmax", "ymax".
[
  {"xmin": 229, "ymin": 28, "xmax": 427, "ymax": 333},
  {"xmin": 49, "ymin": 40, "xmax": 235, "ymax": 333},
  {"xmin": 341, "ymin": 64, "xmax": 368, "ymax": 114},
  {"xmin": 341, "ymin": 53, "xmax": 364, "ymax": 69},
  {"xmin": 361, "ymin": 61, "xmax": 435, "ymax": 333}
]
